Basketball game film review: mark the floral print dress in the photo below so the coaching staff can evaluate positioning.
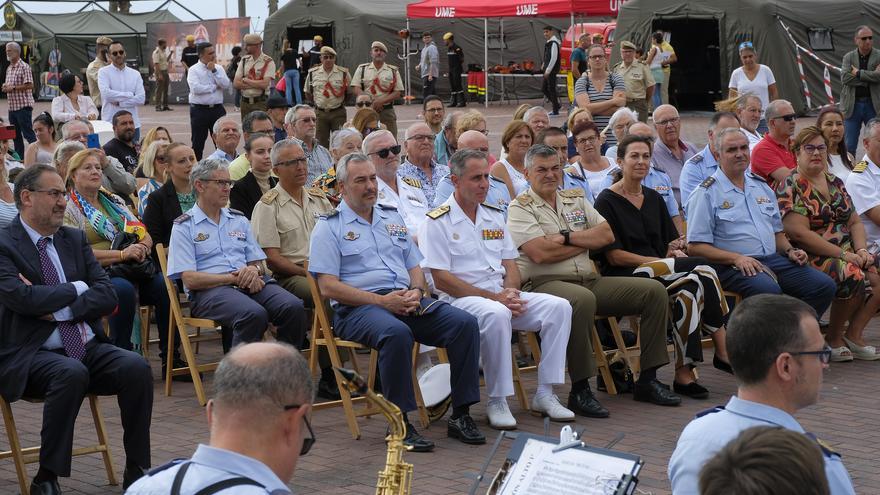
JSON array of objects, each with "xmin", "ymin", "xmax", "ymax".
[{"xmin": 776, "ymin": 171, "xmax": 864, "ymax": 299}]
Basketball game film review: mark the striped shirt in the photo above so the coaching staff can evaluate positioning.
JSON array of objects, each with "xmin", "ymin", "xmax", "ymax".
[
  {"xmin": 0, "ymin": 200, "xmax": 18, "ymax": 228},
  {"xmin": 4, "ymin": 59, "xmax": 35, "ymax": 111},
  {"xmin": 574, "ymin": 72, "xmax": 624, "ymax": 147}
]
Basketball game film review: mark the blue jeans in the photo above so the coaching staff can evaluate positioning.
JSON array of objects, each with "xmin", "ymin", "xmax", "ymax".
[
  {"xmin": 652, "ymin": 83, "xmax": 662, "ymax": 110},
  {"xmin": 715, "ymin": 253, "xmax": 836, "ymax": 317},
  {"xmin": 8, "ymin": 106, "xmax": 35, "ymax": 159},
  {"xmin": 845, "ymin": 98, "xmax": 877, "ymax": 154},
  {"xmin": 284, "ymin": 69, "xmax": 302, "ymax": 106}
]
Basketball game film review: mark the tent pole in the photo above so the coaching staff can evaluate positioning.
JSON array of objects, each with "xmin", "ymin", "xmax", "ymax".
[
  {"xmin": 484, "ymin": 17, "xmax": 488, "ymax": 108},
  {"xmin": 405, "ymin": 19, "xmax": 411, "ymax": 105},
  {"xmin": 500, "ymin": 19, "xmax": 504, "ymax": 104}
]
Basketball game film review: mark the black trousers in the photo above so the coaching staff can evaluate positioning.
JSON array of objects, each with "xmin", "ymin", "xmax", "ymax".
[
  {"xmin": 542, "ymin": 71, "xmax": 560, "ymax": 112},
  {"xmin": 449, "ymin": 67, "xmax": 463, "ymax": 93},
  {"xmin": 22, "ymin": 341, "xmax": 153, "ymax": 477},
  {"xmin": 189, "ymin": 104, "xmax": 226, "ymax": 161},
  {"xmin": 422, "ymin": 76, "xmax": 437, "ymax": 98}
]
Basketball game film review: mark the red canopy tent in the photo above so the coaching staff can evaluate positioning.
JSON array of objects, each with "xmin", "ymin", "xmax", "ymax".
[{"xmin": 406, "ymin": 0, "xmax": 622, "ymax": 105}]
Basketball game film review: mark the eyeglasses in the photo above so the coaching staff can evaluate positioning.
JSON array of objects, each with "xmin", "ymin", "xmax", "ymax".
[
  {"xmin": 29, "ymin": 188, "xmax": 67, "ymax": 200},
  {"xmin": 283, "ymin": 404, "xmax": 316, "ymax": 455},
  {"xmin": 802, "ymin": 144, "xmax": 828, "ymax": 154},
  {"xmin": 575, "ymin": 136, "xmax": 599, "ymax": 145},
  {"xmin": 110, "ymin": 50, "xmax": 125, "ymax": 56},
  {"xmin": 425, "ymin": 107, "xmax": 444, "ymax": 113},
  {"xmin": 368, "ymin": 144, "xmax": 401, "ymax": 158},
  {"xmin": 275, "ymin": 157, "xmax": 308, "ymax": 167},
  {"xmin": 860, "ymin": 36, "xmax": 873, "ymax": 41},
  {"xmin": 406, "ymin": 134, "xmax": 435, "ymax": 142},
  {"xmin": 589, "ymin": 54, "xmax": 606, "ymax": 60},
  {"xmin": 201, "ymin": 179, "xmax": 235, "ymax": 188},
  {"xmin": 473, "ymin": 147, "xmax": 490, "ymax": 152},
  {"xmin": 788, "ymin": 345, "xmax": 833, "ymax": 365},
  {"xmin": 297, "ymin": 117, "xmax": 317, "ymax": 123},
  {"xmin": 773, "ymin": 114, "xmax": 797, "ymax": 122},
  {"xmin": 356, "ymin": 101, "xmax": 372, "ymax": 108},
  {"xmin": 655, "ymin": 117, "xmax": 681, "ymax": 127}
]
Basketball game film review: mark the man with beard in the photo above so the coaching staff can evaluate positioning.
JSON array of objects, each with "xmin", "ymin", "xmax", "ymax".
[
  {"xmin": 98, "ymin": 41, "xmax": 145, "ymax": 142},
  {"xmin": 422, "ymin": 95, "xmax": 445, "ymax": 135},
  {"xmin": 102, "ymin": 111, "xmax": 139, "ymax": 173}
]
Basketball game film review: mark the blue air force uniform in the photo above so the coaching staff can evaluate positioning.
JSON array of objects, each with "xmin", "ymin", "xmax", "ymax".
[
  {"xmin": 308, "ymin": 200, "xmax": 480, "ymax": 413},
  {"xmin": 669, "ymin": 396, "xmax": 856, "ymax": 495},
  {"xmin": 679, "ymin": 144, "xmax": 718, "ymax": 217},
  {"xmin": 685, "ymin": 169, "xmax": 835, "ymax": 315},
  {"xmin": 598, "ymin": 165, "xmax": 679, "ymax": 218},
  {"xmin": 167, "ymin": 205, "xmax": 307, "ymax": 348}
]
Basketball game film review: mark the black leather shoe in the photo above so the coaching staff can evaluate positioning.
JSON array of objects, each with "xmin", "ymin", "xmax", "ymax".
[
  {"xmin": 673, "ymin": 381, "xmax": 710, "ymax": 400},
  {"xmin": 634, "ymin": 380, "xmax": 682, "ymax": 406},
  {"xmin": 394, "ymin": 422, "xmax": 434, "ymax": 452},
  {"xmin": 162, "ymin": 358, "xmax": 195, "ymax": 382},
  {"xmin": 317, "ymin": 376, "xmax": 342, "ymax": 401},
  {"xmin": 30, "ymin": 478, "xmax": 61, "ymax": 495},
  {"xmin": 567, "ymin": 388, "xmax": 610, "ymax": 418},
  {"xmin": 123, "ymin": 465, "xmax": 146, "ymax": 490},
  {"xmin": 163, "ymin": 106, "xmax": 173, "ymax": 111},
  {"xmin": 713, "ymin": 355, "xmax": 734, "ymax": 375},
  {"xmin": 447, "ymin": 414, "xmax": 486, "ymax": 444}
]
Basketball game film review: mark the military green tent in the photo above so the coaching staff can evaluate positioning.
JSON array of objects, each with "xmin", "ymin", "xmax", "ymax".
[
  {"xmin": 2, "ymin": 9, "xmax": 179, "ymax": 98},
  {"xmin": 613, "ymin": 0, "xmax": 878, "ymax": 113},
  {"xmin": 262, "ymin": 0, "xmax": 603, "ymax": 102}
]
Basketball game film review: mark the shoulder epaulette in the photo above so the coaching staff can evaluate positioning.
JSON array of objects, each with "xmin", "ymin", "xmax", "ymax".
[
  {"xmin": 145, "ymin": 458, "xmax": 187, "ymax": 476},
  {"xmin": 228, "ymin": 208, "xmax": 246, "ymax": 216},
  {"xmin": 260, "ymin": 189, "xmax": 279, "ymax": 205},
  {"xmin": 319, "ymin": 209, "xmax": 340, "ymax": 219},
  {"xmin": 806, "ymin": 433, "xmax": 839, "ymax": 458},
  {"xmin": 308, "ymin": 65, "xmax": 320, "ymax": 72},
  {"xmin": 689, "ymin": 153, "xmax": 704, "ymax": 164},
  {"xmin": 853, "ymin": 160, "xmax": 868, "ymax": 173},
  {"xmin": 611, "ymin": 61, "xmax": 623, "ymax": 70},
  {"xmin": 402, "ymin": 176, "xmax": 422, "ymax": 189},
  {"xmin": 307, "ymin": 187, "xmax": 327, "ymax": 198},
  {"xmin": 426, "ymin": 205, "xmax": 450, "ymax": 219},
  {"xmin": 558, "ymin": 188, "xmax": 585, "ymax": 198},
  {"xmin": 699, "ymin": 177, "xmax": 716, "ymax": 188},
  {"xmin": 173, "ymin": 213, "xmax": 191, "ymax": 224},
  {"xmin": 481, "ymin": 202, "xmax": 504, "ymax": 212},
  {"xmin": 339, "ymin": 66, "xmax": 350, "ymax": 74},
  {"xmin": 387, "ymin": 63, "xmax": 399, "ymax": 71},
  {"xmin": 357, "ymin": 62, "xmax": 369, "ymax": 68},
  {"xmin": 514, "ymin": 193, "xmax": 533, "ymax": 205},
  {"xmin": 694, "ymin": 405, "xmax": 725, "ymax": 418},
  {"xmin": 747, "ymin": 172, "xmax": 767, "ymax": 183},
  {"xmin": 563, "ymin": 165, "xmax": 578, "ymax": 176},
  {"xmin": 378, "ymin": 204, "xmax": 398, "ymax": 211}
]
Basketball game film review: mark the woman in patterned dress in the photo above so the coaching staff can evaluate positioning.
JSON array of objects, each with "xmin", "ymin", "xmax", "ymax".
[{"xmin": 776, "ymin": 126, "xmax": 880, "ymax": 361}]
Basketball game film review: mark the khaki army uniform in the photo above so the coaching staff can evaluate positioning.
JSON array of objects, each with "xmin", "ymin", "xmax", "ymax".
[
  {"xmin": 612, "ymin": 60, "xmax": 655, "ymax": 122},
  {"xmin": 305, "ymin": 64, "xmax": 350, "ymax": 147},
  {"xmin": 152, "ymin": 47, "xmax": 170, "ymax": 109},
  {"xmin": 506, "ymin": 187, "xmax": 670, "ymax": 381},
  {"xmin": 236, "ymin": 52, "xmax": 276, "ymax": 116},
  {"xmin": 86, "ymin": 58, "xmax": 108, "ymax": 108},
  {"xmin": 350, "ymin": 61, "xmax": 404, "ymax": 139}
]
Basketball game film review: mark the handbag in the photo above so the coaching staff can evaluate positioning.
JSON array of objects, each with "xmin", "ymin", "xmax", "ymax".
[
  {"xmin": 105, "ymin": 232, "xmax": 158, "ymax": 283},
  {"xmin": 597, "ymin": 352, "xmax": 635, "ymax": 394}
]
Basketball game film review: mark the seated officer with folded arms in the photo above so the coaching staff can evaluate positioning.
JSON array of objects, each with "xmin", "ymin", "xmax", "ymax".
[
  {"xmin": 167, "ymin": 157, "xmax": 307, "ymax": 351},
  {"xmin": 507, "ymin": 144, "xmax": 680, "ymax": 411},
  {"xmin": 686, "ymin": 128, "xmax": 836, "ymax": 316},
  {"xmin": 669, "ymin": 294, "xmax": 856, "ymax": 495},
  {"xmin": 309, "ymin": 152, "xmax": 484, "ymax": 452},
  {"xmin": 420, "ymin": 149, "xmax": 574, "ymax": 430},
  {"xmin": 250, "ymin": 139, "xmax": 343, "ymax": 399},
  {"xmin": 0, "ymin": 165, "xmax": 152, "ymax": 494}
]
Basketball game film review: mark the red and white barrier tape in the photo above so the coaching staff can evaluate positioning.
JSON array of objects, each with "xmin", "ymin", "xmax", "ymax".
[
  {"xmin": 796, "ymin": 52, "xmax": 812, "ymax": 108},
  {"xmin": 824, "ymin": 66, "xmax": 835, "ymax": 105}
]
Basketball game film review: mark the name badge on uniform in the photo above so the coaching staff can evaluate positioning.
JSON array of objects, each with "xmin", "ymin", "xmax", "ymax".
[
  {"xmin": 755, "ymin": 196, "xmax": 772, "ymax": 204},
  {"xmin": 344, "ymin": 231, "xmax": 360, "ymax": 241},
  {"xmin": 482, "ymin": 228, "xmax": 504, "ymax": 240},
  {"xmin": 193, "ymin": 232, "xmax": 210, "ymax": 242},
  {"xmin": 386, "ymin": 224, "xmax": 408, "ymax": 239},
  {"xmin": 228, "ymin": 230, "xmax": 247, "ymax": 241},
  {"xmin": 563, "ymin": 210, "xmax": 587, "ymax": 225},
  {"xmin": 720, "ymin": 201, "xmax": 733, "ymax": 209}
]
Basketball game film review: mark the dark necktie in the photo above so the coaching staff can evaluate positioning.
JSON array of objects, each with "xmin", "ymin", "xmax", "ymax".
[{"xmin": 36, "ymin": 237, "xmax": 86, "ymax": 360}]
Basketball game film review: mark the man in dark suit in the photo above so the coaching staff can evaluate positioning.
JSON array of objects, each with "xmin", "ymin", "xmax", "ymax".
[{"xmin": 0, "ymin": 165, "xmax": 153, "ymax": 495}]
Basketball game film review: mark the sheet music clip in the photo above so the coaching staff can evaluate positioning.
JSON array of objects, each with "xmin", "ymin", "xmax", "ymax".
[{"xmin": 552, "ymin": 425, "xmax": 584, "ymax": 453}]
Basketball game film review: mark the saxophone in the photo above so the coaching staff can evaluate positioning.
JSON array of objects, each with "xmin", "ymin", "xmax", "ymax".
[{"xmin": 336, "ymin": 368, "xmax": 413, "ymax": 495}]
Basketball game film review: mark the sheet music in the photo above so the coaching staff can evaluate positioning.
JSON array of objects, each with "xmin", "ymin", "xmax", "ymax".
[{"xmin": 498, "ymin": 438, "xmax": 638, "ymax": 495}]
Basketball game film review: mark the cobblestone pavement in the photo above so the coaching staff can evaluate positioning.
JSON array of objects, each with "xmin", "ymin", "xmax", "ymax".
[{"xmin": 1, "ymin": 101, "xmax": 877, "ymax": 494}]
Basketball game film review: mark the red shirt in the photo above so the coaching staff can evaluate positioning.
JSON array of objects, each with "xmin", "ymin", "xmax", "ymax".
[
  {"xmin": 750, "ymin": 133, "xmax": 795, "ymax": 185},
  {"xmin": 3, "ymin": 59, "xmax": 34, "ymax": 111}
]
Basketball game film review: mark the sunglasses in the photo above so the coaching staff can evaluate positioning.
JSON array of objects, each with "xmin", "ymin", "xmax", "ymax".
[
  {"xmin": 369, "ymin": 144, "xmax": 401, "ymax": 158},
  {"xmin": 860, "ymin": 36, "xmax": 873, "ymax": 41},
  {"xmin": 111, "ymin": 50, "xmax": 125, "ymax": 56},
  {"xmin": 356, "ymin": 101, "xmax": 372, "ymax": 108},
  {"xmin": 773, "ymin": 114, "xmax": 797, "ymax": 122},
  {"xmin": 738, "ymin": 41, "xmax": 754, "ymax": 51},
  {"xmin": 283, "ymin": 404, "xmax": 316, "ymax": 455}
]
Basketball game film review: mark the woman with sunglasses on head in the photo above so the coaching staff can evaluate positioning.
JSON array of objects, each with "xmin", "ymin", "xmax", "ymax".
[
  {"xmin": 817, "ymin": 107, "xmax": 855, "ymax": 181},
  {"xmin": 574, "ymin": 44, "xmax": 625, "ymax": 152},
  {"xmin": 136, "ymin": 140, "xmax": 170, "ymax": 216},
  {"xmin": 776, "ymin": 126, "xmax": 880, "ymax": 362},
  {"xmin": 728, "ymin": 42, "xmax": 777, "ymax": 135}
]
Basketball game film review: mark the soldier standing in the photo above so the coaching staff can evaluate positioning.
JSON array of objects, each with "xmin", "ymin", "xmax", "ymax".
[
  {"xmin": 351, "ymin": 41, "xmax": 404, "ymax": 140},
  {"xmin": 234, "ymin": 33, "xmax": 276, "ymax": 118},
  {"xmin": 612, "ymin": 41, "xmax": 655, "ymax": 122},
  {"xmin": 304, "ymin": 46, "xmax": 349, "ymax": 148},
  {"xmin": 444, "ymin": 32, "xmax": 466, "ymax": 107}
]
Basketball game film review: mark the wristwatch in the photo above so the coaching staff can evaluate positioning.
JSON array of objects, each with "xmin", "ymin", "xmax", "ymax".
[{"xmin": 560, "ymin": 229, "xmax": 571, "ymax": 246}]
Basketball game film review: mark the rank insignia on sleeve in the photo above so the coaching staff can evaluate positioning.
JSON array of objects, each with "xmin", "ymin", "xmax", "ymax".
[{"xmin": 402, "ymin": 177, "xmax": 422, "ymax": 189}]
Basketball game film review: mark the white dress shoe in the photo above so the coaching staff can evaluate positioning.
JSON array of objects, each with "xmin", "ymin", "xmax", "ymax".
[
  {"xmin": 531, "ymin": 394, "xmax": 575, "ymax": 422},
  {"xmin": 486, "ymin": 400, "xmax": 517, "ymax": 430}
]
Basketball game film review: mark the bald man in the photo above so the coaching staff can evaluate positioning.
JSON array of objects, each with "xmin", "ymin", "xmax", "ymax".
[
  {"xmin": 397, "ymin": 122, "xmax": 451, "ymax": 207},
  {"xmin": 127, "ymin": 343, "xmax": 314, "ymax": 494},
  {"xmin": 435, "ymin": 130, "xmax": 511, "ymax": 211}
]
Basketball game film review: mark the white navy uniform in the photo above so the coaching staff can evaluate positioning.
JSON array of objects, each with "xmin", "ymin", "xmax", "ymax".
[
  {"xmin": 377, "ymin": 175, "xmax": 430, "ymax": 234},
  {"xmin": 844, "ymin": 158, "xmax": 880, "ymax": 246},
  {"xmin": 669, "ymin": 396, "xmax": 856, "ymax": 495},
  {"xmin": 418, "ymin": 197, "xmax": 571, "ymax": 399}
]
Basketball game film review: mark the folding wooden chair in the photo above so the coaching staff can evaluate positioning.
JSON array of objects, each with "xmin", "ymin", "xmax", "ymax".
[
  {"xmin": 511, "ymin": 331, "xmax": 542, "ymax": 409},
  {"xmin": 155, "ymin": 244, "xmax": 223, "ymax": 407},
  {"xmin": 596, "ymin": 315, "xmax": 640, "ymax": 389},
  {"xmin": 1, "ymin": 395, "xmax": 117, "ymax": 495}
]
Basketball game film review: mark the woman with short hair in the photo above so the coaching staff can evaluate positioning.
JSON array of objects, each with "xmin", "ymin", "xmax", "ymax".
[
  {"xmin": 51, "ymin": 73, "xmax": 99, "ymax": 124},
  {"xmin": 490, "ymin": 120, "xmax": 534, "ymax": 198}
]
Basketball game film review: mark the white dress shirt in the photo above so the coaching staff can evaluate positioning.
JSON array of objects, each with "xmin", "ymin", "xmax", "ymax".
[
  {"xmin": 187, "ymin": 61, "xmax": 231, "ymax": 105},
  {"xmin": 97, "ymin": 64, "xmax": 146, "ymax": 128},
  {"xmin": 51, "ymin": 93, "xmax": 99, "ymax": 123}
]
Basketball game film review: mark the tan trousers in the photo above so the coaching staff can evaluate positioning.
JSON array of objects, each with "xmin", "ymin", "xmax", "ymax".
[
  {"xmin": 378, "ymin": 106, "xmax": 398, "ymax": 142},
  {"xmin": 316, "ymin": 106, "xmax": 347, "ymax": 148}
]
